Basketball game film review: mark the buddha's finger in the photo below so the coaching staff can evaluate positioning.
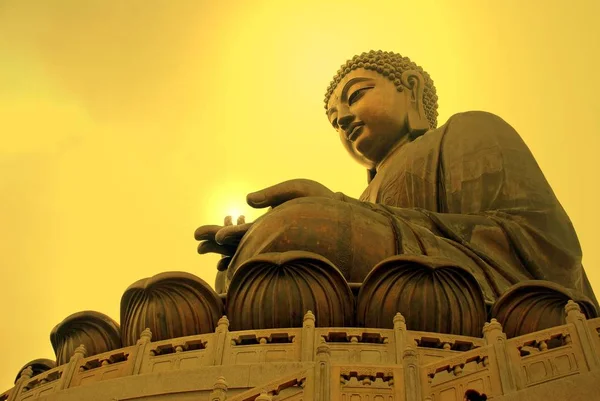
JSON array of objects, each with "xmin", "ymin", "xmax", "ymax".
[
  {"xmin": 247, "ymin": 180, "xmax": 314, "ymax": 208},
  {"xmin": 197, "ymin": 240, "xmax": 236, "ymax": 256},
  {"xmin": 215, "ymin": 223, "xmax": 254, "ymax": 245},
  {"xmin": 216, "ymin": 257, "xmax": 232, "ymax": 272},
  {"xmin": 194, "ymin": 225, "xmax": 222, "ymax": 241}
]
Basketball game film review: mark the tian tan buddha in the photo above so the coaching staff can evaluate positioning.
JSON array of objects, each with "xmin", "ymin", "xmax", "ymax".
[
  {"xmin": 12, "ymin": 51, "xmax": 600, "ymax": 384},
  {"xmin": 194, "ymin": 50, "xmax": 598, "ymax": 339}
]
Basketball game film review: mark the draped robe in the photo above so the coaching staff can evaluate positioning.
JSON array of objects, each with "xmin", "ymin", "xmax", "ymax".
[{"xmin": 226, "ymin": 111, "xmax": 597, "ymax": 307}]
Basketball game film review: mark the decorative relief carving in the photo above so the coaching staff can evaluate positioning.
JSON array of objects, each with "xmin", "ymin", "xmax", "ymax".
[
  {"xmin": 229, "ymin": 330, "xmax": 298, "ymax": 345},
  {"xmin": 20, "ymin": 369, "xmax": 62, "ymax": 393},
  {"xmin": 425, "ymin": 352, "xmax": 490, "ymax": 387},
  {"xmin": 339, "ymin": 369, "xmax": 395, "ymax": 401}
]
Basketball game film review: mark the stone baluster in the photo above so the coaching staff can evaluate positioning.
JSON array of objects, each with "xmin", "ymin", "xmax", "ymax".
[
  {"xmin": 483, "ymin": 319, "xmax": 518, "ymax": 393},
  {"xmin": 213, "ymin": 316, "xmax": 230, "ymax": 365},
  {"xmin": 393, "ymin": 313, "xmax": 407, "ymax": 364},
  {"xmin": 209, "ymin": 376, "xmax": 228, "ymax": 401},
  {"xmin": 565, "ymin": 300, "xmax": 600, "ymax": 371},
  {"xmin": 8, "ymin": 366, "xmax": 33, "ymax": 401},
  {"xmin": 402, "ymin": 346, "xmax": 422, "ymax": 401},
  {"xmin": 131, "ymin": 328, "xmax": 153, "ymax": 375},
  {"xmin": 314, "ymin": 344, "xmax": 331, "ymax": 401},
  {"xmin": 256, "ymin": 392, "xmax": 273, "ymax": 401},
  {"xmin": 302, "ymin": 310, "xmax": 316, "ymax": 362},
  {"xmin": 59, "ymin": 344, "xmax": 87, "ymax": 390}
]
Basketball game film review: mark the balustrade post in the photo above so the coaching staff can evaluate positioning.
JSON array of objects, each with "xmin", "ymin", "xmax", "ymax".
[
  {"xmin": 402, "ymin": 345, "xmax": 422, "ymax": 401},
  {"xmin": 301, "ymin": 311, "xmax": 316, "ymax": 362},
  {"xmin": 565, "ymin": 300, "xmax": 600, "ymax": 371},
  {"xmin": 8, "ymin": 366, "xmax": 33, "ymax": 401},
  {"xmin": 209, "ymin": 376, "xmax": 228, "ymax": 401},
  {"xmin": 213, "ymin": 316, "xmax": 230, "ymax": 365},
  {"xmin": 483, "ymin": 319, "xmax": 518, "ymax": 393},
  {"xmin": 314, "ymin": 344, "xmax": 331, "ymax": 401},
  {"xmin": 393, "ymin": 313, "xmax": 407, "ymax": 364},
  {"xmin": 131, "ymin": 328, "xmax": 152, "ymax": 375},
  {"xmin": 59, "ymin": 344, "xmax": 87, "ymax": 390},
  {"xmin": 256, "ymin": 392, "xmax": 273, "ymax": 401}
]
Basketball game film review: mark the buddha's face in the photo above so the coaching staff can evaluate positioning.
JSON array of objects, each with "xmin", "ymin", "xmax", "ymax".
[{"xmin": 326, "ymin": 68, "xmax": 414, "ymax": 169}]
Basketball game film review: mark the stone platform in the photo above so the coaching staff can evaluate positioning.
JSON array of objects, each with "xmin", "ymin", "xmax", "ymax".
[{"xmin": 3, "ymin": 301, "xmax": 600, "ymax": 401}]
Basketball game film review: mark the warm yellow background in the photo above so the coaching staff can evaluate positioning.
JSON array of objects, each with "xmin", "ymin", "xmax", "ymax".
[{"xmin": 1, "ymin": 0, "xmax": 598, "ymax": 391}]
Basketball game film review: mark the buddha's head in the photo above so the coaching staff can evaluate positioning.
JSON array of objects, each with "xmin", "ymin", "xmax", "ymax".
[{"xmin": 325, "ymin": 51, "xmax": 438, "ymax": 171}]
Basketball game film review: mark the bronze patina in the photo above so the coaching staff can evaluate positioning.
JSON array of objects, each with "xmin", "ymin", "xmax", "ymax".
[{"xmin": 195, "ymin": 50, "xmax": 598, "ymax": 337}]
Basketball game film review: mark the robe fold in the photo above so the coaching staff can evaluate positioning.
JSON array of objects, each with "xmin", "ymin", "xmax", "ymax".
[{"xmin": 227, "ymin": 111, "xmax": 597, "ymax": 307}]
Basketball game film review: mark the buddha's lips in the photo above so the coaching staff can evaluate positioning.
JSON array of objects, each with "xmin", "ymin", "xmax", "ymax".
[{"xmin": 348, "ymin": 124, "xmax": 364, "ymax": 141}]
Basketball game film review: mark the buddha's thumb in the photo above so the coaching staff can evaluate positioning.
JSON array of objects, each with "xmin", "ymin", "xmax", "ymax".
[{"xmin": 246, "ymin": 191, "xmax": 267, "ymax": 207}]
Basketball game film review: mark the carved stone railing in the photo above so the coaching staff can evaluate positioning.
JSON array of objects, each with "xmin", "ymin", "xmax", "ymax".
[
  {"xmin": 4, "ymin": 305, "xmax": 600, "ymax": 401},
  {"xmin": 142, "ymin": 332, "xmax": 214, "ymax": 374},
  {"xmin": 224, "ymin": 328, "xmax": 302, "ymax": 365},
  {"xmin": 69, "ymin": 345, "xmax": 135, "ymax": 388}
]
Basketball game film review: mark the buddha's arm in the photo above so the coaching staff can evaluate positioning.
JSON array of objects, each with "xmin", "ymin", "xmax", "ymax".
[{"xmin": 335, "ymin": 111, "xmax": 586, "ymax": 294}]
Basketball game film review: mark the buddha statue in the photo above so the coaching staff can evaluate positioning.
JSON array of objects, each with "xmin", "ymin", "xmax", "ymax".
[{"xmin": 195, "ymin": 50, "xmax": 598, "ymax": 337}]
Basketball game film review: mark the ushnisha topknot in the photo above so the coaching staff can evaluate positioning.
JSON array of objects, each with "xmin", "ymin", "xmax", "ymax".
[{"xmin": 324, "ymin": 50, "xmax": 439, "ymax": 129}]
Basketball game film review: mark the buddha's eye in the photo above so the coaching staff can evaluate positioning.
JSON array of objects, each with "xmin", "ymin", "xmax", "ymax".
[
  {"xmin": 331, "ymin": 118, "xmax": 338, "ymax": 129},
  {"xmin": 348, "ymin": 86, "xmax": 373, "ymax": 106}
]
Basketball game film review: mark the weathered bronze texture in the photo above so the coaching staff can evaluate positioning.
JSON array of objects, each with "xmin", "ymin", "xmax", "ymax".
[
  {"xmin": 50, "ymin": 311, "xmax": 121, "ymax": 365},
  {"xmin": 491, "ymin": 281, "xmax": 598, "ymax": 338},
  {"xmin": 195, "ymin": 50, "xmax": 598, "ymax": 336},
  {"xmin": 357, "ymin": 255, "xmax": 487, "ymax": 336},
  {"xmin": 120, "ymin": 271, "xmax": 223, "ymax": 346},
  {"xmin": 226, "ymin": 251, "xmax": 354, "ymax": 330}
]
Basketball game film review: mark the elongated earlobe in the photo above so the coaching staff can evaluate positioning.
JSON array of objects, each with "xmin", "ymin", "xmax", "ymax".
[{"xmin": 401, "ymin": 70, "xmax": 430, "ymax": 138}]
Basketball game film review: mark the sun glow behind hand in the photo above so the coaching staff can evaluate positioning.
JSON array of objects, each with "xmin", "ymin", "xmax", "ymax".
[{"xmin": 226, "ymin": 208, "xmax": 242, "ymax": 225}]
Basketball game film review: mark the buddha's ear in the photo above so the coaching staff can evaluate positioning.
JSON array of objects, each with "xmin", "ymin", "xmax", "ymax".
[{"xmin": 401, "ymin": 70, "xmax": 429, "ymax": 138}]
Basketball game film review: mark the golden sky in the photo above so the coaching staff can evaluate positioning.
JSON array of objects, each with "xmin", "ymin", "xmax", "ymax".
[{"xmin": 1, "ymin": 0, "xmax": 599, "ymax": 391}]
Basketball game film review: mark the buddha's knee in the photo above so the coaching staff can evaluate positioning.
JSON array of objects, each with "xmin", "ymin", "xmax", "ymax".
[{"xmin": 230, "ymin": 197, "xmax": 397, "ymax": 282}]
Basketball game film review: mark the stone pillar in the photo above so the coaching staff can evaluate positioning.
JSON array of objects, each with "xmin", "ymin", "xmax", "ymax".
[
  {"xmin": 59, "ymin": 344, "xmax": 87, "ymax": 390},
  {"xmin": 393, "ymin": 313, "xmax": 407, "ymax": 364},
  {"xmin": 483, "ymin": 319, "xmax": 518, "ymax": 393},
  {"xmin": 213, "ymin": 316, "xmax": 230, "ymax": 365},
  {"xmin": 301, "ymin": 310, "xmax": 316, "ymax": 362},
  {"xmin": 8, "ymin": 366, "xmax": 33, "ymax": 401},
  {"xmin": 209, "ymin": 376, "xmax": 228, "ymax": 401},
  {"xmin": 402, "ymin": 346, "xmax": 422, "ymax": 401},
  {"xmin": 565, "ymin": 300, "xmax": 600, "ymax": 371},
  {"xmin": 131, "ymin": 328, "xmax": 152, "ymax": 375},
  {"xmin": 314, "ymin": 344, "xmax": 331, "ymax": 401}
]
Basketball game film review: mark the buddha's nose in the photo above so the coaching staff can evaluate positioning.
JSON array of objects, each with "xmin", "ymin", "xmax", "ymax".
[{"xmin": 337, "ymin": 114, "xmax": 354, "ymax": 133}]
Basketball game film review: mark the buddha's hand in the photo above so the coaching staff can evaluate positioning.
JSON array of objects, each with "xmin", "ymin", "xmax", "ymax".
[
  {"xmin": 195, "ymin": 216, "xmax": 253, "ymax": 271},
  {"xmin": 246, "ymin": 178, "xmax": 335, "ymax": 209}
]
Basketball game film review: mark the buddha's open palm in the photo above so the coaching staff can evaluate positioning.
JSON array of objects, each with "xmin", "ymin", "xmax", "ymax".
[{"xmin": 195, "ymin": 178, "xmax": 336, "ymax": 270}]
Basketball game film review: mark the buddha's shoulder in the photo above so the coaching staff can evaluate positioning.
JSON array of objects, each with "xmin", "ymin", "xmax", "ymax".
[
  {"xmin": 437, "ymin": 111, "xmax": 521, "ymax": 143},
  {"xmin": 444, "ymin": 110, "xmax": 513, "ymax": 128}
]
